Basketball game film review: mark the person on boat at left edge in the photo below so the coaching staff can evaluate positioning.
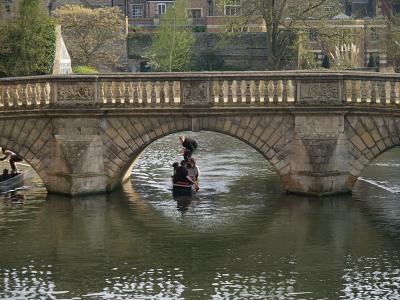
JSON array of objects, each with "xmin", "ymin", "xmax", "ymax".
[{"xmin": 0, "ymin": 148, "xmax": 23, "ymax": 173}]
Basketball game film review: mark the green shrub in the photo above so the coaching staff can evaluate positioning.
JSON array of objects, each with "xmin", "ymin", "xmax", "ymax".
[
  {"xmin": 0, "ymin": 0, "xmax": 56, "ymax": 77},
  {"xmin": 192, "ymin": 26, "xmax": 206, "ymax": 33},
  {"xmin": 72, "ymin": 66, "xmax": 98, "ymax": 74}
]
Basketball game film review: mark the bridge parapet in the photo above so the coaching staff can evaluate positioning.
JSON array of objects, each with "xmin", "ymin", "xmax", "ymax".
[{"xmin": 0, "ymin": 72, "xmax": 400, "ymax": 110}]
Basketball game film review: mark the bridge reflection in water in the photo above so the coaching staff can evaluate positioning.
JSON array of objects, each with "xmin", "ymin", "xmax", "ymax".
[{"xmin": 1, "ymin": 71, "xmax": 400, "ymax": 196}]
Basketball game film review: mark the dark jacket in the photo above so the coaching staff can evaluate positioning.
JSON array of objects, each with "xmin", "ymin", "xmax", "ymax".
[{"xmin": 182, "ymin": 138, "xmax": 198, "ymax": 152}]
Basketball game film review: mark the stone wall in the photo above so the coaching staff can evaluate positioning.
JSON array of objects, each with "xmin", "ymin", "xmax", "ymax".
[{"xmin": 127, "ymin": 32, "xmax": 269, "ymax": 71}]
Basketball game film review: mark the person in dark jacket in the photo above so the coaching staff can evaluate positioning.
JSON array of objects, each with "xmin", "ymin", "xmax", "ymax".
[
  {"xmin": 179, "ymin": 136, "xmax": 198, "ymax": 161},
  {"xmin": 173, "ymin": 160, "xmax": 195, "ymax": 185}
]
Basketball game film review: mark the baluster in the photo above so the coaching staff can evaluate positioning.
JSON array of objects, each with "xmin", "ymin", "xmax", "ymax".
[
  {"xmin": 218, "ymin": 80, "xmax": 224, "ymax": 104},
  {"xmin": 355, "ymin": 80, "xmax": 361, "ymax": 103},
  {"xmin": 282, "ymin": 80, "xmax": 288, "ymax": 103},
  {"xmin": 227, "ymin": 80, "xmax": 233, "ymax": 104},
  {"xmin": 272, "ymin": 80, "xmax": 279, "ymax": 103},
  {"xmin": 116, "ymin": 82, "xmax": 124, "ymax": 104},
  {"xmin": 122, "ymin": 82, "xmax": 130, "ymax": 104},
  {"xmin": 236, "ymin": 80, "xmax": 242, "ymax": 103},
  {"xmin": 45, "ymin": 82, "xmax": 51, "ymax": 105},
  {"xmin": 173, "ymin": 81, "xmax": 180, "ymax": 104},
  {"xmin": 222, "ymin": 80, "xmax": 229, "ymax": 104},
  {"xmin": 385, "ymin": 81, "xmax": 391, "ymax": 105},
  {"xmin": 20, "ymin": 84, "xmax": 28, "ymax": 106},
  {"xmin": 5, "ymin": 86, "xmax": 12, "ymax": 108},
  {"xmin": 15, "ymin": 84, "xmax": 22, "ymax": 106},
  {"xmin": 251, "ymin": 80, "xmax": 259, "ymax": 103},
  {"xmin": 33, "ymin": 83, "xmax": 40, "ymax": 106},
  {"xmin": 139, "ymin": 81, "xmax": 146, "ymax": 104},
  {"xmin": 37, "ymin": 83, "xmax": 44, "ymax": 106},
  {"xmin": 345, "ymin": 80, "xmax": 352, "ymax": 103},
  {"xmin": 231, "ymin": 80, "xmax": 238, "ymax": 103},
  {"xmin": 25, "ymin": 84, "xmax": 31, "ymax": 106},
  {"xmin": 149, "ymin": 82, "xmax": 156, "ymax": 105},
  {"xmin": 100, "ymin": 82, "xmax": 106, "ymax": 104},
  {"xmin": 127, "ymin": 82, "xmax": 134, "ymax": 104},
  {"xmin": 163, "ymin": 81, "xmax": 171, "ymax": 105},
  {"xmin": 167, "ymin": 81, "xmax": 174, "ymax": 105},
  {"xmin": 351, "ymin": 80, "xmax": 357, "ymax": 103},
  {"xmin": 250, "ymin": 80, "xmax": 256, "ymax": 103},
  {"xmin": 267, "ymin": 80, "xmax": 274, "ymax": 103},
  {"xmin": 390, "ymin": 81, "xmax": 397, "ymax": 105},
  {"xmin": 370, "ymin": 81, "xmax": 377, "ymax": 104},
  {"xmin": 287, "ymin": 80, "xmax": 295, "ymax": 103},
  {"xmin": 0, "ymin": 85, "xmax": 3, "ymax": 107},
  {"xmin": 360, "ymin": 81, "xmax": 367, "ymax": 103},
  {"xmin": 109, "ymin": 82, "xmax": 116, "ymax": 104},
  {"xmin": 245, "ymin": 81, "xmax": 251, "ymax": 103},
  {"xmin": 240, "ymin": 80, "xmax": 247, "ymax": 103},
  {"xmin": 144, "ymin": 82, "xmax": 151, "ymax": 105},
  {"xmin": 155, "ymin": 81, "xmax": 162, "ymax": 104},
  {"xmin": 259, "ymin": 80, "xmax": 265, "ymax": 103},
  {"xmin": 366, "ymin": 81, "xmax": 372, "ymax": 103},
  {"xmin": 211, "ymin": 81, "xmax": 218, "ymax": 104},
  {"xmin": 133, "ymin": 81, "xmax": 142, "ymax": 105},
  {"xmin": 378, "ymin": 81, "xmax": 385, "ymax": 104}
]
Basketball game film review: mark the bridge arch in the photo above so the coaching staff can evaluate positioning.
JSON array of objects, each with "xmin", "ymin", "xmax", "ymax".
[
  {"xmin": 346, "ymin": 115, "xmax": 400, "ymax": 188},
  {"xmin": 100, "ymin": 114, "xmax": 295, "ymax": 191},
  {"xmin": 0, "ymin": 117, "xmax": 52, "ymax": 188}
]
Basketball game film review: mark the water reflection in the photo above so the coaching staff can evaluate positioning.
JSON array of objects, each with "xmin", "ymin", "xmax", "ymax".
[{"xmin": 0, "ymin": 133, "xmax": 400, "ymax": 299}]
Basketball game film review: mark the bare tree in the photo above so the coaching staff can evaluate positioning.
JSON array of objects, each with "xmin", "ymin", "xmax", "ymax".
[
  {"xmin": 222, "ymin": 0, "xmax": 342, "ymax": 69},
  {"xmin": 53, "ymin": 5, "xmax": 125, "ymax": 70}
]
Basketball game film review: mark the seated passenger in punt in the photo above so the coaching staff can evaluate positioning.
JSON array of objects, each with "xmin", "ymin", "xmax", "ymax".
[
  {"xmin": 0, "ymin": 169, "xmax": 10, "ymax": 182},
  {"xmin": 186, "ymin": 158, "xmax": 200, "ymax": 191},
  {"xmin": 173, "ymin": 160, "xmax": 195, "ymax": 185}
]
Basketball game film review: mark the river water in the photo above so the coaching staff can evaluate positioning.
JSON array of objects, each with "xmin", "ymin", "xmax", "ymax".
[{"xmin": 1, "ymin": 131, "xmax": 400, "ymax": 299}]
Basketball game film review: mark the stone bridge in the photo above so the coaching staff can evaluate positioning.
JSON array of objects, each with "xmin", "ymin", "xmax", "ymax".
[{"xmin": 1, "ymin": 71, "xmax": 400, "ymax": 196}]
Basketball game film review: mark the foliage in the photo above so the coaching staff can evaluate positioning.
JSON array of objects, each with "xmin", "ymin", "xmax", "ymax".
[
  {"xmin": 53, "ymin": 5, "xmax": 125, "ymax": 70},
  {"xmin": 0, "ymin": 0, "xmax": 56, "ymax": 77},
  {"xmin": 385, "ymin": 14, "xmax": 400, "ymax": 71},
  {"xmin": 72, "ymin": 65, "xmax": 98, "ymax": 74},
  {"xmin": 297, "ymin": 32, "xmax": 319, "ymax": 69},
  {"xmin": 146, "ymin": 0, "xmax": 194, "ymax": 72},
  {"xmin": 192, "ymin": 26, "xmax": 207, "ymax": 32},
  {"xmin": 221, "ymin": 0, "xmax": 342, "ymax": 70},
  {"xmin": 328, "ymin": 43, "xmax": 360, "ymax": 68}
]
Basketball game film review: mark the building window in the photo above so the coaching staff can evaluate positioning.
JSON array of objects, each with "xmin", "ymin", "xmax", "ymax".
[
  {"xmin": 208, "ymin": 0, "xmax": 213, "ymax": 16},
  {"xmin": 224, "ymin": 0, "xmax": 240, "ymax": 16},
  {"xmin": 324, "ymin": 5, "xmax": 334, "ymax": 13},
  {"xmin": 188, "ymin": 9, "xmax": 202, "ymax": 18},
  {"xmin": 132, "ymin": 4, "xmax": 143, "ymax": 18},
  {"xmin": 5, "ymin": 5, "xmax": 10, "ymax": 13},
  {"xmin": 157, "ymin": 3, "xmax": 166, "ymax": 15},
  {"xmin": 393, "ymin": 4, "xmax": 400, "ymax": 14}
]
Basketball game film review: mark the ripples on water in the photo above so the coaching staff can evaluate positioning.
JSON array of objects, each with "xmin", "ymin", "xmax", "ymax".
[{"xmin": 1, "ymin": 132, "xmax": 400, "ymax": 299}]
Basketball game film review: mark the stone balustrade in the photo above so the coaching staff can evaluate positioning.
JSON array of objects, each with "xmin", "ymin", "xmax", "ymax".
[{"xmin": 1, "ymin": 72, "xmax": 400, "ymax": 110}]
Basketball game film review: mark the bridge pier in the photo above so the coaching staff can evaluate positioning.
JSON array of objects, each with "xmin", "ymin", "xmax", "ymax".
[{"xmin": 285, "ymin": 114, "xmax": 352, "ymax": 196}]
